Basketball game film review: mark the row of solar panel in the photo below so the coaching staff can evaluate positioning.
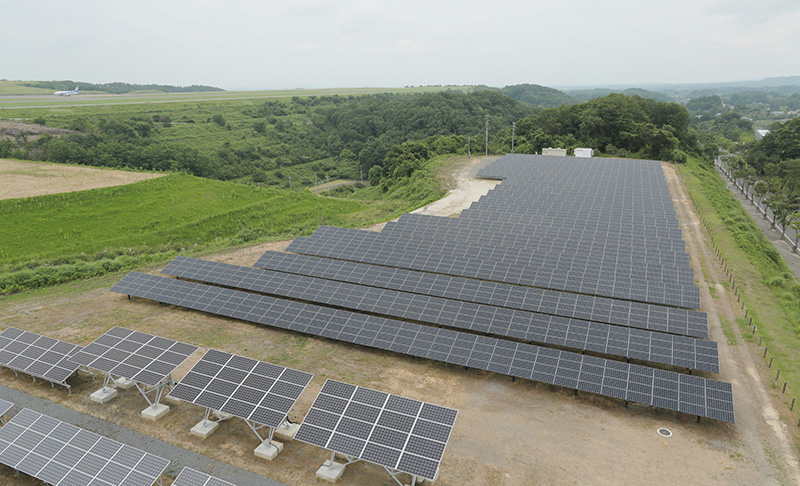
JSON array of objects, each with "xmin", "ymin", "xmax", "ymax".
[
  {"xmin": 293, "ymin": 225, "xmax": 693, "ymax": 271},
  {"xmin": 381, "ymin": 220, "xmax": 687, "ymax": 249},
  {"xmin": 386, "ymin": 212, "xmax": 686, "ymax": 238},
  {"xmin": 315, "ymin": 224, "xmax": 691, "ymax": 268},
  {"xmin": 349, "ymin": 230, "xmax": 691, "ymax": 271},
  {"xmin": 110, "ymin": 272, "xmax": 734, "ymax": 423},
  {"xmin": 0, "ymin": 407, "xmax": 170, "ymax": 486},
  {"xmin": 0, "ymin": 403, "xmax": 234, "ymax": 485},
  {"xmin": 287, "ymin": 234, "xmax": 702, "ymax": 309},
  {"xmin": 164, "ymin": 256, "xmax": 718, "ymax": 371},
  {"xmin": 253, "ymin": 251, "xmax": 709, "ymax": 337}
]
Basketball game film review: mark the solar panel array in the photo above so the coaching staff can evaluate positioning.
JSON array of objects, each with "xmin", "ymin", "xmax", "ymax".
[
  {"xmin": 70, "ymin": 327, "xmax": 198, "ymax": 387},
  {"xmin": 295, "ymin": 379, "xmax": 457, "ymax": 481},
  {"xmin": 163, "ymin": 256, "xmax": 718, "ymax": 372},
  {"xmin": 0, "ymin": 408, "xmax": 169, "ymax": 486},
  {"xmin": 110, "ymin": 272, "xmax": 735, "ymax": 423},
  {"xmin": 0, "ymin": 399, "xmax": 12, "ymax": 418},
  {"xmin": 253, "ymin": 251, "xmax": 708, "ymax": 338},
  {"xmin": 173, "ymin": 467, "xmax": 234, "ymax": 486},
  {"xmin": 285, "ymin": 155, "xmax": 701, "ymax": 309},
  {"xmin": 286, "ymin": 226, "xmax": 701, "ymax": 309},
  {"xmin": 169, "ymin": 349, "xmax": 312, "ymax": 428},
  {"xmin": 0, "ymin": 327, "xmax": 82, "ymax": 387}
]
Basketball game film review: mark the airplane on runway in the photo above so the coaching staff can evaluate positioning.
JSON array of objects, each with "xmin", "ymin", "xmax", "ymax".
[{"xmin": 54, "ymin": 86, "xmax": 79, "ymax": 96}]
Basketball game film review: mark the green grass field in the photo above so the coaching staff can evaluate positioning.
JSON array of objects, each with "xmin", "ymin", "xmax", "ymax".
[
  {"xmin": 0, "ymin": 174, "xmax": 383, "ymax": 264},
  {"xmin": 0, "ymin": 86, "xmax": 468, "ymax": 109},
  {"xmin": 682, "ymin": 156, "xmax": 800, "ymax": 412}
]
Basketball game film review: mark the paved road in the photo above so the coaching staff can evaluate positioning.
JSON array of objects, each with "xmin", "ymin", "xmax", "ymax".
[
  {"xmin": 0, "ymin": 385, "xmax": 286, "ymax": 486},
  {"xmin": 716, "ymin": 166, "xmax": 800, "ymax": 281}
]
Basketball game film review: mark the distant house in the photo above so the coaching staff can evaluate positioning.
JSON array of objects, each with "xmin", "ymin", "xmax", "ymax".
[{"xmin": 755, "ymin": 129, "xmax": 770, "ymax": 140}]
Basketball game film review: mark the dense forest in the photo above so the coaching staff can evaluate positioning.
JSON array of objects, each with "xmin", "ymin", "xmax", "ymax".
[{"xmin": 503, "ymin": 93, "xmax": 697, "ymax": 161}]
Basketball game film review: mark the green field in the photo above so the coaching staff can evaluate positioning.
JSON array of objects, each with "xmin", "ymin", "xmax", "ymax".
[
  {"xmin": 682, "ymin": 156, "xmax": 800, "ymax": 412},
  {"xmin": 0, "ymin": 172, "xmax": 437, "ymax": 294},
  {"xmin": 0, "ymin": 86, "xmax": 468, "ymax": 109}
]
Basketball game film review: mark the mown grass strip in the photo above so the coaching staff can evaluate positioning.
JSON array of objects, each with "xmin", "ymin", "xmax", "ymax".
[{"xmin": 682, "ymin": 156, "xmax": 800, "ymax": 404}]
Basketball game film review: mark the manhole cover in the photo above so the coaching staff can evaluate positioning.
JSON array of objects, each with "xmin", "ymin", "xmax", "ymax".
[{"xmin": 657, "ymin": 428, "xmax": 672, "ymax": 438}]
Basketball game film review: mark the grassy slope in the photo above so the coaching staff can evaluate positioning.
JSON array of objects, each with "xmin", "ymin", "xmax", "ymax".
[
  {"xmin": 682, "ymin": 155, "xmax": 800, "ymax": 404},
  {"xmin": 0, "ymin": 174, "xmax": 379, "ymax": 264},
  {"xmin": 0, "ymin": 152, "xmax": 453, "ymax": 293}
]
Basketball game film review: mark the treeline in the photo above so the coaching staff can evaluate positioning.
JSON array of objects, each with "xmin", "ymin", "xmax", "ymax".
[
  {"xmin": 2, "ymin": 91, "xmax": 534, "ymax": 185},
  {"xmin": 728, "ymin": 118, "xmax": 800, "ymax": 230},
  {"xmin": 22, "ymin": 80, "xmax": 223, "ymax": 94},
  {"xmin": 503, "ymin": 93, "xmax": 697, "ymax": 161}
]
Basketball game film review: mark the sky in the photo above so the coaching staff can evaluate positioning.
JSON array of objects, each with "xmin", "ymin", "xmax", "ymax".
[{"xmin": 4, "ymin": 0, "xmax": 800, "ymax": 91}]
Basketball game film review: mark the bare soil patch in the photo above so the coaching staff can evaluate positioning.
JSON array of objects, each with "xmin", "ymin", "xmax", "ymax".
[
  {"xmin": 0, "ymin": 120, "xmax": 76, "ymax": 142},
  {"xmin": 0, "ymin": 159, "xmax": 163, "ymax": 200},
  {"xmin": 0, "ymin": 158, "xmax": 796, "ymax": 485}
]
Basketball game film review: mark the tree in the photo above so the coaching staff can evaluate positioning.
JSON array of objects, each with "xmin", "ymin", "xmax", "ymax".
[{"xmin": 368, "ymin": 165, "xmax": 383, "ymax": 185}]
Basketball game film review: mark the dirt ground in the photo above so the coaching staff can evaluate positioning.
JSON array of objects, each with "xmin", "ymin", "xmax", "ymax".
[
  {"xmin": 0, "ymin": 120, "xmax": 75, "ymax": 142},
  {"xmin": 0, "ymin": 159, "xmax": 163, "ymax": 200},
  {"xmin": 1, "ymin": 157, "xmax": 798, "ymax": 485}
]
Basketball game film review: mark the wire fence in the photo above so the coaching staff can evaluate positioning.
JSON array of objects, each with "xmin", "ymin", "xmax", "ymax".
[{"xmin": 676, "ymin": 164, "xmax": 800, "ymax": 427}]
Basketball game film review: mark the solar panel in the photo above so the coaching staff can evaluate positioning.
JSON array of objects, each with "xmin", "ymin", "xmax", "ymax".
[
  {"xmin": 253, "ymin": 251, "xmax": 709, "ymax": 338},
  {"xmin": 173, "ymin": 467, "xmax": 235, "ymax": 486},
  {"xmin": 169, "ymin": 349, "xmax": 313, "ymax": 428},
  {"xmin": 287, "ymin": 226, "xmax": 702, "ymax": 309},
  {"xmin": 110, "ymin": 272, "xmax": 735, "ymax": 423},
  {"xmin": 163, "ymin": 256, "xmax": 718, "ymax": 372},
  {"xmin": 0, "ymin": 408, "xmax": 170, "ymax": 486},
  {"xmin": 295, "ymin": 379, "xmax": 457, "ymax": 481},
  {"xmin": 0, "ymin": 327, "xmax": 82, "ymax": 389},
  {"xmin": 0, "ymin": 399, "xmax": 12, "ymax": 419},
  {"xmin": 70, "ymin": 327, "xmax": 198, "ymax": 387}
]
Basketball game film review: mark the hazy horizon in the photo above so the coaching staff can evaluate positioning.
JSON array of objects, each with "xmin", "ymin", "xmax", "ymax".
[{"xmin": 6, "ymin": 1, "xmax": 800, "ymax": 91}]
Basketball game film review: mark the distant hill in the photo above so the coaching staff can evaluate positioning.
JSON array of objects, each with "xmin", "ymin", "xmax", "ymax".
[
  {"xmin": 20, "ymin": 80, "xmax": 224, "ymax": 94},
  {"xmin": 566, "ymin": 87, "xmax": 673, "ymax": 102},
  {"xmin": 500, "ymin": 84, "xmax": 580, "ymax": 108}
]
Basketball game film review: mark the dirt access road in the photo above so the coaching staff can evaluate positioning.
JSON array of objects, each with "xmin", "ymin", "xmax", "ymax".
[{"xmin": 1, "ymin": 156, "xmax": 798, "ymax": 485}]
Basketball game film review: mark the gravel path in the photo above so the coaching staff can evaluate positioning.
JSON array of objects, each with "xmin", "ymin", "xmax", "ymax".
[{"xmin": 0, "ymin": 384, "xmax": 286, "ymax": 486}]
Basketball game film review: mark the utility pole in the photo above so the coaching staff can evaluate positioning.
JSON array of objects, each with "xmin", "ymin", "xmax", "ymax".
[
  {"xmin": 360, "ymin": 165, "xmax": 363, "ymax": 183},
  {"xmin": 484, "ymin": 114, "xmax": 489, "ymax": 156},
  {"xmin": 288, "ymin": 176, "xmax": 292, "ymax": 189},
  {"xmin": 314, "ymin": 172, "xmax": 317, "ymax": 187},
  {"xmin": 467, "ymin": 136, "xmax": 471, "ymax": 159},
  {"xmin": 511, "ymin": 121, "xmax": 516, "ymax": 153}
]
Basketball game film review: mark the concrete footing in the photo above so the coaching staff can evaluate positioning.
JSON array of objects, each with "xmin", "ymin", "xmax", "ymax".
[
  {"xmin": 274, "ymin": 422, "xmax": 300, "ymax": 442},
  {"xmin": 90, "ymin": 387, "xmax": 118, "ymax": 404},
  {"xmin": 115, "ymin": 378, "xmax": 135, "ymax": 390},
  {"xmin": 254, "ymin": 440, "xmax": 284, "ymax": 461},
  {"xmin": 140, "ymin": 403, "xmax": 169, "ymax": 421},
  {"xmin": 316, "ymin": 460, "xmax": 346, "ymax": 483},
  {"xmin": 190, "ymin": 420, "xmax": 219, "ymax": 438}
]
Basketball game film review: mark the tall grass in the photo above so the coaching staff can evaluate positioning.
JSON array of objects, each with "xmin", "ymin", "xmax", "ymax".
[{"xmin": 683, "ymin": 155, "xmax": 800, "ymax": 399}]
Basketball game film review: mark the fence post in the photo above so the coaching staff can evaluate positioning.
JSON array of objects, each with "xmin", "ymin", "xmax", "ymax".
[{"xmin": 769, "ymin": 357, "xmax": 773, "ymax": 368}]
